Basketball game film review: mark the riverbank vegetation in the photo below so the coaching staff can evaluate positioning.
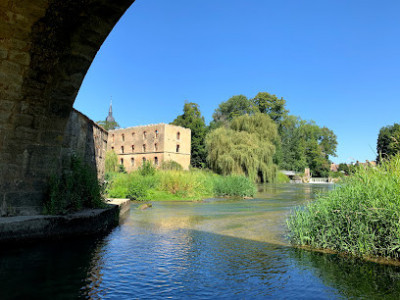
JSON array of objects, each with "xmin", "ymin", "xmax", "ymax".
[
  {"xmin": 44, "ymin": 156, "xmax": 106, "ymax": 215},
  {"xmin": 106, "ymin": 162, "xmax": 256, "ymax": 201},
  {"xmin": 287, "ymin": 154, "xmax": 400, "ymax": 259}
]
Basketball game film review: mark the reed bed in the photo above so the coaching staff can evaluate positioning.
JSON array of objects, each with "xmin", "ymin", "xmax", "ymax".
[
  {"xmin": 106, "ymin": 169, "xmax": 256, "ymax": 201},
  {"xmin": 287, "ymin": 154, "xmax": 400, "ymax": 259}
]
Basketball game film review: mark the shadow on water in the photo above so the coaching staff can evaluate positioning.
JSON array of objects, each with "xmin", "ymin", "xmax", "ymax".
[
  {"xmin": 1, "ymin": 229, "xmax": 400, "ymax": 299},
  {"xmin": 1, "ymin": 184, "xmax": 400, "ymax": 299}
]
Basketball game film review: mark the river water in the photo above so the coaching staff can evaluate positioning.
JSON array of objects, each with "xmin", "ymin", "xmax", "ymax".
[{"xmin": 2, "ymin": 184, "xmax": 400, "ymax": 299}]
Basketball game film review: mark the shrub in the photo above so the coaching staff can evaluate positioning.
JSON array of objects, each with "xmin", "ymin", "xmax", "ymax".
[
  {"xmin": 105, "ymin": 150, "xmax": 118, "ymax": 173},
  {"xmin": 138, "ymin": 160, "xmax": 156, "ymax": 176},
  {"xmin": 213, "ymin": 175, "xmax": 256, "ymax": 197},
  {"xmin": 287, "ymin": 153, "xmax": 400, "ymax": 259},
  {"xmin": 160, "ymin": 160, "xmax": 183, "ymax": 171},
  {"xmin": 276, "ymin": 171, "xmax": 290, "ymax": 183},
  {"xmin": 44, "ymin": 156, "xmax": 106, "ymax": 215}
]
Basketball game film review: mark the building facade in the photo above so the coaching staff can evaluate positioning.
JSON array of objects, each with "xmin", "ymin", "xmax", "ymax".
[{"xmin": 108, "ymin": 124, "xmax": 191, "ymax": 171}]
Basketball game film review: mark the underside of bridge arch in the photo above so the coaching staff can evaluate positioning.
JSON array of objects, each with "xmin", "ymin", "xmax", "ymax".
[{"xmin": 0, "ymin": 0, "xmax": 135, "ymax": 215}]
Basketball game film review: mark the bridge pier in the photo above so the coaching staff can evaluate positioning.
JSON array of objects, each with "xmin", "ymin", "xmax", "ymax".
[{"xmin": 0, "ymin": 0, "xmax": 134, "ymax": 215}]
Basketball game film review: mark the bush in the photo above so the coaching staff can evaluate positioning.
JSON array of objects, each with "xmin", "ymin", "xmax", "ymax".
[
  {"xmin": 213, "ymin": 175, "xmax": 256, "ymax": 197},
  {"xmin": 160, "ymin": 160, "xmax": 183, "ymax": 171},
  {"xmin": 138, "ymin": 160, "xmax": 156, "ymax": 176},
  {"xmin": 44, "ymin": 156, "xmax": 106, "ymax": 215},
  {"xmin": 105, "ymin": 169, "xmax": 257, "ymax": 201},
  {"xmin": 276, "ymin": 171, "xmax": 290, "ymax": 183},
  {"xmin": 287, "ymin": 153, "xmax": 400, "ymax": 259}
]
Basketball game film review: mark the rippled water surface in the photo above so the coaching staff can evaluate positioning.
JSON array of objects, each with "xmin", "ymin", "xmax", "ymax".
[{"xmin": 2, "ymin": 184, "xmax": 400, "ymax": 299}]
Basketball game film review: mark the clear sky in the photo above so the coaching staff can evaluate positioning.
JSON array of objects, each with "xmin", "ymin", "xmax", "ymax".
[{"xmin": 74, "ymin": 0, "xmax": 400, "ymax": 164}]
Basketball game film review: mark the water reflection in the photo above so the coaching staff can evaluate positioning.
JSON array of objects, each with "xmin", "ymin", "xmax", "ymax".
[{"xmin": 1, "ymin": 184, "xmax": 400, "ymax": 299}]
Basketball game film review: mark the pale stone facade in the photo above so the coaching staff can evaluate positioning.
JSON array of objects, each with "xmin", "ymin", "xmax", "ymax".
[{"xmin": 108, "ymin": 124, "xmax": 191, "ymax": 171}]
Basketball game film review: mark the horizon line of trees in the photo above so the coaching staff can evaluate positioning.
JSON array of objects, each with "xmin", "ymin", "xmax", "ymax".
[{"xmin": 171, "ymin": 92, "xmax": 338, "ymax": 180}]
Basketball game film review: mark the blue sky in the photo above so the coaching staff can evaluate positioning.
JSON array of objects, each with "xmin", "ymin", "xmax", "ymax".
[{"xmin": 74, "ymin": 0, "xmax": 400, "ymax": 164}]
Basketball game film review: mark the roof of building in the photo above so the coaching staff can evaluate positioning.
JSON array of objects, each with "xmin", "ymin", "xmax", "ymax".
[
  {"xmin": 109, "ymin": 123, "xmax": 190, "ymax": 132},
  {"xmin": 106, "ymin": 101, "xmax": 116, "ymax": 123}
]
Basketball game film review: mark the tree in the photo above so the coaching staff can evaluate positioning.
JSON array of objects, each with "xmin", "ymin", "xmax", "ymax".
[
  {"xmin": 206, "ymin": 113, "xmax": 278, "ymax": 182},
  {"xmin": 210, "ymin": 95, "xmax": 258, "ymax": 128},
  {"xmin": 97, "ymin": 120, "xmax": 120, "ymax": 131},
  {"xmin": 171, "ymin": 102, "xmax": 208, "ymax": 168},
  {"xmin": 376, "ymin": 123, "xmax": 400, "ymax": 163},
  {"xmin": 319, "ymin": 127, "xmax": 338, "ymax": 159},
  {"xmin": 277, "ymin": 116, "xmax": 337, "ymax": 176},
  {"xmin": 278, "ymin": 115, "xmax": 308, "ymax": 172},
  {"xmin": 105, "ymin": 150, "xmax": 118, "ymax": 173},
  {"xmin": 252, "ymin": 92, "xmax": 289, "ymax": 123}
]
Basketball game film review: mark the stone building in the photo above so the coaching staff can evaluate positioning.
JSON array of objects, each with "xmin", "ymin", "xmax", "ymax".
[{"xmin": 108, "ymin": 124, "xmax": 191, "ymax": 171}]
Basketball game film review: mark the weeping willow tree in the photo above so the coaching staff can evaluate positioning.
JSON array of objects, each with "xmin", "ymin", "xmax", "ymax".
[{"xmin": 206, "ymin": 113, "xmax": 278, "ymax": 182}]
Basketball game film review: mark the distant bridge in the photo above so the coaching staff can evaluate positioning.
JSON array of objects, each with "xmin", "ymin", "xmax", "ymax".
[{"xmin": 0, "ymin": 0, "xmax": 135, "ymax": 215}]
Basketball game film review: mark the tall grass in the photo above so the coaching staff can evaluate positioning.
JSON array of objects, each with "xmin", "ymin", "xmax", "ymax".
[
  {"xmin": 106, "ymin": 169, "xmax": 256, "ymax": 201},
  {"xmin": 287, "ymin": 154, "xmax": 400, "ymax": 259}
]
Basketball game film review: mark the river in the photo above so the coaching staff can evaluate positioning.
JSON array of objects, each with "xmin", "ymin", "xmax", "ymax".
[{"xmin": 1, "ymin": 184, "xmax": 400, "ymax": 299}]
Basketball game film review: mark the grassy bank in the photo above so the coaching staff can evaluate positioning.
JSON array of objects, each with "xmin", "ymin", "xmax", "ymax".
[
  {"xmin": 106, "ymin": 168, "xmax": 256, "ymax": 201},
  {"xmin": 287, "ymin": 154, "xmax": 400, "ymax": 259}
]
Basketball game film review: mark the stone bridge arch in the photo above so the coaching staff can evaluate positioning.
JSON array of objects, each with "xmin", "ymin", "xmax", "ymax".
[{"xmin": 0, "ymin": 0, "xmax": 135, "ymax": 215}]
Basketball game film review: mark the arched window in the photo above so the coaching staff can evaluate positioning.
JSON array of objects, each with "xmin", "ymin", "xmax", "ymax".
[
  {"xmin": 154, "ymin": 157, "xmax": 158, "ymax": 165},
  {"xmin": 154, "ymin": 143, "xmax": 158, "ymax": 151},
  {"xmin": 177, "ymin": 132, "xmax": 180, "ymax": 140},
  {"xmin": 155, "ymin": 130, "xmax": 159, "ymax": 138},
  {"xmin": 142, "ymin": 157, "xmax": 146, "ymax": 164},
  {"xmin": 176, "ymin": 144, "xmax": 180, "ymax": 153},
  {"xmin": 132, "ymin": 132, "xmax": 135, "ymax": 138},
  {"xmin": 143, "ymin": 144, "xmax": 146, "ymax": 152},
  {"xmin": 121, "ymin": 134, "xmax": 125, "ymax": 142},
  {"xmin": 143, "ymin": 131, "xmax": 147, "ymax": 139},
  {"xmin": 121, "ymin": 146, "xmax": 124, "ymax": 154},
  {"xmin": 131, "ymin": 145, "xmax": 135, "ymax": 152},
  {"xmin": 120, "ymin": 158, "xmax": 124, "ymax": 165},
  {"xmin": 131, "ymin": 157, "xmax": 135, "ymax": 166}
]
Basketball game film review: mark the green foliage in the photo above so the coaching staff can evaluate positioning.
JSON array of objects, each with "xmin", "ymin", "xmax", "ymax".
[
  {"xmin": 338, "ymin": 163, "xmax": 357, "ymax": 176},
  {"xmin": 213, "ymin": 175, "xmax": 256, "ymax": 197},
  {"xmin": 276, "ymin": 172, "xmax": 291, "ymax": 183},
  {"xmin": 278, "ymin": 116, "xmax": 337, "ymax": 176},
  {"xmin": 96, "ymin": 120, "xmax": 120, "ymax": 130},
  {"xmin": 252, "ymin": 92, "xmax": 289, "ymax": 122},
  {"xmin": 171, "ymin": 102, "xmax": 208, "ymax": 168},
  {"xmin": 210, "ymin": 95, "xmax": 258, "ymax": 128},
  {"xmin": 287, "ymin": 153, "xmax": 400, "ymax": 259},
  {"xmin": 105, "ymin": 150, "xmax": 118, "ymax": 173},
  {"xmin": 206, "ymin": 113, "xmax": 278, "ymax": 182},
  {"xmin": 160, "ymin": 160, "xmax": 183, "ymax": 171},
  {"xmin": 44, "ymin": 156, "xmax": 106, "ymax": 215},
  {"xmin": 376, "ymin": 123, "xmax": 400, "ymax": 163},
  {"xmin": 138, "ymin": 160, "xmax": 156, "ymax": 176},
  {"xmin": 106, "ymin": 169, "xmax": 257, "ymax": 200},
  {"xmin": 118, "ymin": 164, "xmax": 127, "ymax": 173}
]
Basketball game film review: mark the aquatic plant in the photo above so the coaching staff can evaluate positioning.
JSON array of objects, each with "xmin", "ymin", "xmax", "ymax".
[{"xmin": 287, "ymin": 154, "xmax": 400, "ymax": 259}]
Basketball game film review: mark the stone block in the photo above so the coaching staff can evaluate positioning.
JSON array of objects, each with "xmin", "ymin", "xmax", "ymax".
[
  {"xmin": 8, "ymin": 50, "xmax": 30, "ymax": 66},
  {"xmin": 13, "ymin": 113, "xmax": 34, "ymax": 128},
  {"xmin": 0, "ymin": 49, "xmax": 7, "ymax": 59},
  {"xmin": 0, "ymin": 100, "xmax": 14, "ymax": 111},
  {"xmin": 1, "ymin": 60, "xmax": 25, "ymax": 74},
  {"xmin": 6, "ymin": 191, "xmax": 43, "ymax": 208}
]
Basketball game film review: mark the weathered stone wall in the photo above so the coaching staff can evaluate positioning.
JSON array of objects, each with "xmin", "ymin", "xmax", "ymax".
[
  {"xmin": 0, "ymin": 0, "xmax": 134, "ymax": 216},
  {"xmin": 62, "ymin": 109, "xmax": 108, "ymax": 181},
  {"xmin": 108, "ymin": 124, "xmax": 191, "ymax": 171}
]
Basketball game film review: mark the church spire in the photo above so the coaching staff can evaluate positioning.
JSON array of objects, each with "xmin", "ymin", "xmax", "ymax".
[{"xmin": 106, "ymin": 97, "xmax": 115, "ymax": 123}]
